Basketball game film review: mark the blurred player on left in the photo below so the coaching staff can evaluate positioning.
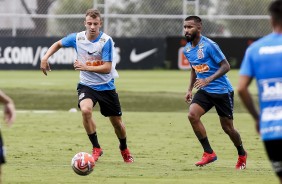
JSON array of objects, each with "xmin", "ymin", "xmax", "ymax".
[{"xmin": 0, "ymin": 90, "xmax": 16, "ymax": 184}]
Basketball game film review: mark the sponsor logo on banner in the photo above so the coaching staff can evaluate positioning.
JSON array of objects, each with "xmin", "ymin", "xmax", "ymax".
[
  {"xmin": 0, "ymin": 46, "xmax": 76, "ymax": 66},
  {"xmin": 0, "ymin": 46, "xmax": 121, "ymax": 68},
  {"xmin": 130, "ymin": 48, "xmax": 158, "ymax": 63},
  {"xmin": 178, "ymin": 47, "xmax": 191, "ymax": 70}
]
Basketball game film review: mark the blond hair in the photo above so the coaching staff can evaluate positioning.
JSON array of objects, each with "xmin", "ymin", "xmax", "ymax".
[{"xmin": 85, "ymin": 9, "xmax": 102, "ymax": 20}]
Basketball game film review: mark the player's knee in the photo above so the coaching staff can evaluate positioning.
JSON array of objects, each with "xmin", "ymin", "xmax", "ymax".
[
  {"xmin": 113, "ymin": 121, "xmax": 124, "ymax": 130},
  {"xmin": 221, "ymin": 125, "xmax": 233, "ymax": 134},
  {"xmin": 80, "ymin": 107, "xmax": 92, "ymax": 117},
  {"xmin": 188, "ymin": 112, "xmax": 199, "ymax": 122}
]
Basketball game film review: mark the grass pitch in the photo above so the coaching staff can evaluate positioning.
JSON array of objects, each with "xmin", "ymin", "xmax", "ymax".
[{"xmin": 0, "ymin": 70, "xmax": 277, "ymax": 184}]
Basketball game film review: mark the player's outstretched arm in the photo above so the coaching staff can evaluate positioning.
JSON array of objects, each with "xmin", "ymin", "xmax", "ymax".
[
  {"xmin": 40, "ymin": 40, "xmax": 63, "ymax": 76},
  {"xmin": 0, "ymin": 90, "xmax": 16, "ymax": 127}
]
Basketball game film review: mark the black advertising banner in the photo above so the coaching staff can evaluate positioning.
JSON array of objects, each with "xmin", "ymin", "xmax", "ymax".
[
  {"xmin": 0, "ymin": 36, "xmax": 258, "ymax": 70},
  {"xmin": 0, "ymin": 37, "xmax": 166, "ymax": 70},
  {"xmin": 166, "ymin": 37, "xmax": 259, "ymax": 69},
  {"xmin": 0, "ymin": 37, "xmax": 75, "ymax": 70}
]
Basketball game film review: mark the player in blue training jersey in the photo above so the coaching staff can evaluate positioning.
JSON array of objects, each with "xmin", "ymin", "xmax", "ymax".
[
  {"xmin": 40, "ymin": 9, "xmax": 133, "ymax": 163},
  {"xmin": 238, "ymin": 0, "xmax": 282, "ymax": 182},
  {"xmin": 183, "ymin": 16, "xmax": 247, "ymax": 169}
]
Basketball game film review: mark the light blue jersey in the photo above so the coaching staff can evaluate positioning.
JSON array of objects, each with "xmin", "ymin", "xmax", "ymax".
[
  {"xmin": 62, "ymin": 31, "xmax": 116, "ymax": 91},
  {"xmin": 240, "ymin": 32, "xmax": 282, "ymax": 141},
  {"xmin": 183, "ymin": 36, "xmax": 233, "ymax": 94}
]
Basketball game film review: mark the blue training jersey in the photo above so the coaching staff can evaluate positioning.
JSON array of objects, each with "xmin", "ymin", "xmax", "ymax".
[
  {"xmin": 61, "ymin": 31, "xmax": 115, "ymax": 91},
  {"xmin": 183, "ymin": 35, "xmax": 233, "ymax": 94},
  {"xmin": 240, "ymin": 32, "xmax": 282, "ymax": 141}
]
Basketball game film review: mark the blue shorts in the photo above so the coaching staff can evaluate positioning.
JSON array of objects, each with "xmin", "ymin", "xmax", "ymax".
[
  {"xmin": 191, "ymin": 89, "xmax": 234, "ymax": 119},
  {"xmin": 77, "ymin": 84, "xmax": 122, "ymax": 117}
]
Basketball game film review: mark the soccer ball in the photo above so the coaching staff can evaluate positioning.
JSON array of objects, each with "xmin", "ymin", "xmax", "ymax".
[{"xmin": 71, "ymin": 152, "xmax": 95, "ymax": 176}]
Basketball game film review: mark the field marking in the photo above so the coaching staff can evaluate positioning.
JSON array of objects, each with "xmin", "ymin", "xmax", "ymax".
[
  {"xmin": 16, "ymin": 109, "xmax": 79, "ymax": 113},
  {"xmin": 17, "ymin": 110, "xmax": 57, "ymax": 113}
]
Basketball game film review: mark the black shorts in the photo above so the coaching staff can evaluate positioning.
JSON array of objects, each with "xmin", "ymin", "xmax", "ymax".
[
  {"xmin": 191, "ymin": 89, "xmax": 234, "ymax": 119},
  {"xmin": 0, "ymin": 131, "xmax": 6, "ymax": 165},
  {"xmin": 77, "ymin": 84, "xmax": 122, "ymax": 117},
  {"xmin": 263, "ymin": 139, "xmax": 282, "ymax": 177}
]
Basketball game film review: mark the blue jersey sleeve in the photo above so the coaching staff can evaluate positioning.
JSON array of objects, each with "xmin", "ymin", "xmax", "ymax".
[
  {"xmin": 239, "ymin": 47, "xmax": 254, "ymax": 77},
  {"xmin": 61, "ymin": 33, "xmax": 77, "ymax": 49},
  {"xmin": 207, "ymin": 42, "xmax": 226, "ymax": 63},
  {"xmin": 102, "ymin": 39, "xmax": 112, "ymax": 62}
]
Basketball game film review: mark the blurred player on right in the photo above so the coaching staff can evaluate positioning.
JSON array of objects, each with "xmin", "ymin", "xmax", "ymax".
[{"xmin": 238, "ymin": 0, "xmax": 282, "ymax": 183}]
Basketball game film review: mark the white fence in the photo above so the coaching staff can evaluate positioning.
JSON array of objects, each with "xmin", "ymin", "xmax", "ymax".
[{"xmin": 0, "ymin": 0, "xmax": 272, "ymax": 38}]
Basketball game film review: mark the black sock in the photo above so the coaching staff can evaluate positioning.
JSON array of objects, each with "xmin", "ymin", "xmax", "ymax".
[
  {"xmin": 119, "ymin": 137, "xmax": 127, "ymax": 151},
  {"xmin": 199, "ymin": 137, "xmax": 213, "ymax": 154},
  {"xmin": 88, "ymin": 132, "xmax": 100, "ymax": 148},
  {"xmin": 236, "ymin": 144, "xmax": 246, "ymax": 156}
]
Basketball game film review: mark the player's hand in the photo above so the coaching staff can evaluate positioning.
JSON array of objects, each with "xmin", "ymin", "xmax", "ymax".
[
  {"xmin": 40, "ymin": 59, "xmax": 51, "ymax": 76},
  {"xmin": 185, "ymin": 90, "xmax": 193, "ymax": 104},
  {"xmin": 4, "ymin": 102, "xmax": 16, "ymax": 127},
  {"xmin": 193, "ymin": 78, "xmax": 211, "ymax": 89},
  {"xmin": 74, "ymin": 60, "xmax": 87, "ymax": 71}
]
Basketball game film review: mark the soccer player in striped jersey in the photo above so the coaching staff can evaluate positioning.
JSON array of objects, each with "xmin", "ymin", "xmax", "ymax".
[{"xmin": 40, "ymin": 9, "xmax": 133, "ymax": 163}]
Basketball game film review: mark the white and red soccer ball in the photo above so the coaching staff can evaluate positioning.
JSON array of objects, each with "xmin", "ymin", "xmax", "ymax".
[{"xmin": 71, "ymin": 152, "xmax": 95, "ymax": 176}]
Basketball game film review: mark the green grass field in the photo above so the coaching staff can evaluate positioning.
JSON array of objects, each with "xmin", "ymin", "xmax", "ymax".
[{"xmin": 0, "ymin": 70, "xmax": 278, "ymax": 184}]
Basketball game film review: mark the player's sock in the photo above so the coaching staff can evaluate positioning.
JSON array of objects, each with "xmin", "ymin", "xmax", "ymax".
[
  {"xmin": 236, "ymin": 144, "xmax": 246, "ymax": 156},
  {"xmin": 119, "ymin": 137, "xmax": 127, "ymax": 150},
  {"xmin": 88, "ymin": 132, "xmax": 100, "ymax": 148},
  {"xmin": 199, "ymin": 137, "xmax": 213, "ymax": 154}
]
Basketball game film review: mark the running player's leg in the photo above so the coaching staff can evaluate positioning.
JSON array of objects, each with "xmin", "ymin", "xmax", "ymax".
[
  {"xmin": 80, "ymin": 98, "xmax": 103, "ymax": 161},
  {"xmin": 109, "ymin": 116, "xmax": 133, "ymax": 163},
  {"xmin": 77, "ymin": 84, "xmax": 102, "ymax": 161},
  {"xmin": 215, "ymin": 91, "xmax": 247, "ymax": 169},
  {"xmin": 188, "ymin": 90, "xmax": 217, "ymax": 166},
  {"xmin": 99, "ymin": 89, "xmax": 133, "ymax": 163}
]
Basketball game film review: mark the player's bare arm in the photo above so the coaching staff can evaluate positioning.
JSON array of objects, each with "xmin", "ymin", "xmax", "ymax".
[
  {"xmin": 237, "ymin": 75, "xmax": 260, "ymax": 133},
  {"xmin": 185, "ymin": 68, "xmax": 196, "ymax": 103},
  {"xmin": 40, "ymin": 40, "xmax": 63, "ymax": 76},
  {"xmin": 194, "ymin": 59, "xmax": 230, "ymax": 89},
  {"xmin": 209, "ymin": 59, "xmax": 230, "ymax": 81},
  {"xmin": 74, "ymin": 60, "xmax": 112, "ymax": 74}
]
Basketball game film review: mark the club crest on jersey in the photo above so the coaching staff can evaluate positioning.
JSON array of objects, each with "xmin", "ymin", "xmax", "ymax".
[
  {"xmin": 186, "ymin": 46, "xmax": 191, "ymax": 53},
  {"xmin": 199, "ymin": 42, "xmax": 204, "ymax": 48},
  {"xmin": 100, "ymin": 38, "xmax": 106, "ymax": 43},
  {"xmin": 197, "ymin": 49, "xmax": 204, "ymax": 59},
  {"xmin": 78, "ymin": 36, "xmax": 85, "ymax": 41}
]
